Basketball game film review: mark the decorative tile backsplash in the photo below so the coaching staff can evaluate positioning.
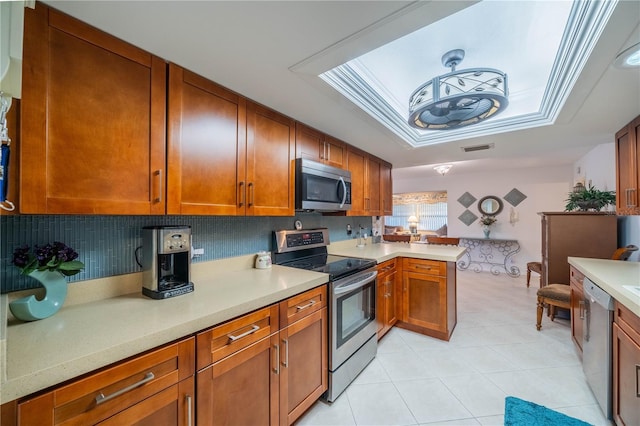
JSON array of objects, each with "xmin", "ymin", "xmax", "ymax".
[{"xmin": 1, "ymin": 214, "xmax": 370, "ymax": 293}]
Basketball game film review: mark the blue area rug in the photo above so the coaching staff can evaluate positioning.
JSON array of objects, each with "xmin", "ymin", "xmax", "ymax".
[{"xmin": 504, "ymin": 396, "xmax": 592, "ymax": 426}]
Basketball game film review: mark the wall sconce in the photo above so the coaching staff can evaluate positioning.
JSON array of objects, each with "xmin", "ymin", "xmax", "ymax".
[
  {"xmin": 408, "ymin": 215, "xmax": 419, "ymax": 234},
  {"xmin": 509, "ymin": 207, "xmax": 519, "ymax": 226}
]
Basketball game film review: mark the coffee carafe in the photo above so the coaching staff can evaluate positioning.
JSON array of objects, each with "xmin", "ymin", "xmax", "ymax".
[{"xmin": 141, "ymin": 226, "xmax": 194, "ymax": 299}]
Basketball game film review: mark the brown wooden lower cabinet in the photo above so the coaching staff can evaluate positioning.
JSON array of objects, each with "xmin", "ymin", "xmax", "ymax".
[
  {"xmin": 196, "ymin": 285, "xmax": 328, "ymax": 426},
  {"xmin": 376, "ymin": 259, "xmax": 398, "ymax": 339},
  {"xmin": 398, "ymin": 258, "xmax": 456, "ymax": 341},
  {"xmin": 13, "ymin": 337, "xmax": 195, "ymax": 425},
  {"xmin": 613, "ymin": 302, "xmax": 640, "ymax": 426},
  {"xmin": 569, "ymin": 266, "xmax": 585, "ymax": 356}
]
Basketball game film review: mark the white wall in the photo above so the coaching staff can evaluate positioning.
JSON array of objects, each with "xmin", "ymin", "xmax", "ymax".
[
  {"xmin": 394, "ymin": 165, "xmax": 573, "ymax": 273},
  {"xmin": 573, "ymin": 142, "xmax": 640, "ymax": 261}
]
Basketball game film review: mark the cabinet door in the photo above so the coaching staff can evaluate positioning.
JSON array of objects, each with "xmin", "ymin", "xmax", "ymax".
[
  {"xmin": 380, "ymin": 161, "xmax": 393, "ymax": 216},
  {"xmin": 569, "ymin": 267, "xmax": 585, "ymax": 355},
  {"xmin": 402, "ymin": 271, "xmax": 447, "ymax": 333},
  {"xmin": 346, "ymin": 148, "xmax": 367, "ymax": 215},
  {"xmin": 21, "ymin": 4, "xmax": 166, "ymax": 214},
  {"xmin": 167, "ymin": 64, "xmax": 247, "ymax": 215},
  {"xmin": 246, "ymin": 101, "xmax": 295, "ymax": 216},
  {"xmin": 376, "ymin": 278, "xmax": 386, "ymax": 337},
  {"xmin": 366, "ymin": 157, "xmax": 381, "ymax": 215},
  {"xmin": 615, "ymin": 116, "xmax": 640, "ymax": 215},
  {"xmin": 613, "ymin": 323, "xmax": 640, "ymax": 426},
  {"xmin": 279, "ymin": 308, "xmax": 328, "ymax": 426},
  {"xmin": 197, "ymin": 334, "xmax": 280, "ymax": 426},
  {"xmin": 295, "ymin": 123, "xmax": 325, "ymax": 164},
  {"xmin": 324, "ymin": 136, "xmax": 345, "ymax": 169},
  {"xmin": 385, "ymin": 270, "xmax": 398, "ymax": 329}
]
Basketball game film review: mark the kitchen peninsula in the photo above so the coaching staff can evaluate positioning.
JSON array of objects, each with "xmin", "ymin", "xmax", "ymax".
[{"xmin": 1, "ymin": 242, "xmax": 465, "ymax": 424}]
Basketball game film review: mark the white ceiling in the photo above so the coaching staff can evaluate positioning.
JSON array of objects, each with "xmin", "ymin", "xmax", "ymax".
[{"xmin": 44, "ymin": 1, "xmax": 640, "ymax": 179}]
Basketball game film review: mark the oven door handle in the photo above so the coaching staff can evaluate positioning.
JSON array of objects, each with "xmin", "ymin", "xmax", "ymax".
[{"xmin": 334, "ymin": 271, "xmax": 377, "ymax": 296}]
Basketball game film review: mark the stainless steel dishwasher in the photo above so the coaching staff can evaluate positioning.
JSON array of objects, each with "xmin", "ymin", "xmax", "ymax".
[{"xmin": 582, "ymin": 277, "xmax": 614, "ymax": 419}]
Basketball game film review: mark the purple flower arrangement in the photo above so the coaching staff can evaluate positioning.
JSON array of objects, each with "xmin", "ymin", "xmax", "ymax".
[{"xmin": 12, "ymin": 242, "xmax": 85, "ymax": 276}]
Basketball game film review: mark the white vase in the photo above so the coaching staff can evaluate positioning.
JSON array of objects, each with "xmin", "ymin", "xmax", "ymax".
[{"xmin": 483, "ymin": 225, "xmax": 491, "ymax": 239}]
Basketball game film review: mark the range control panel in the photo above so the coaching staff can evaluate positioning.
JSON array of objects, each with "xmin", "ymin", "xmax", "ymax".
[{"xmin": 274, "ymin": 228, "xmax": 330, "ymax": 253}]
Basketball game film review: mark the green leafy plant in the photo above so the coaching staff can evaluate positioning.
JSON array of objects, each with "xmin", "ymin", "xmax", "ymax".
[
  {"xmin": 564, "ymin": 183, "xmax": 616, "ymax": 212},
  {"xmin": 12, "ymin": 242, "xmax": 85, "ymax": 276}
]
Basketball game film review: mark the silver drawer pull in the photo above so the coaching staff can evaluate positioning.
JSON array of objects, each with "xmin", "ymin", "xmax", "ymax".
[
  {"xmin": 416, "ymin": 265, "xmax": 433, "ymax": 270},
  {"xmin": 636, "ymin": 364, "xmax": 640, "ymax": 398},
  {"xmin": 228, "ymin": 325, "xmax": 260, "ymax": 342},
  {"xmin": 95, "ymin": 372, "xmax": 155, "ymax": 405},
  {"xmin": 186, "ymin": 394, "xmax": 193, "ymax": 426},
  {"xmin": 296, "ymin": 300, "xmax": 316, "ymax": 311}
]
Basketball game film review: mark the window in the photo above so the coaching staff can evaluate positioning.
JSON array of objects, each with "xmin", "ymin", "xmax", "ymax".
[{"xmin": 385, "ymin": 192, "xmax": 447, "ymax": 231}]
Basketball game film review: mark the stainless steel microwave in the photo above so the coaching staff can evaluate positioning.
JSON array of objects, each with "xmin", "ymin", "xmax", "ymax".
[{"xmin": 295, "ymin": 159, "xmax": 351, "ymax": 211}]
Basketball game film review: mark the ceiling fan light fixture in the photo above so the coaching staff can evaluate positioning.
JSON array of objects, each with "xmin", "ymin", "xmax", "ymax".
[
  {"xmin": 433, "ymin": 164, "xmax": 453, "ymax": 176},
  {"xmin": 408, "ymin": 49, "xmax": 509, "ymax": 130}
]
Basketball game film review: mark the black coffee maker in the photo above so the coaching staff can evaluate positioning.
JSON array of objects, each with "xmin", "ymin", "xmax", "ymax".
[{"xmin": 141, "ymin": 226, "xmax": 194, "ymax": 299}]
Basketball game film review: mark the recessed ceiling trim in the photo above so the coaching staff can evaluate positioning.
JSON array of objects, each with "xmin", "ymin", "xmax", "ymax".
[{"xmin": 320, "ymin": 0, "xmax": 618, "ymax": 149}]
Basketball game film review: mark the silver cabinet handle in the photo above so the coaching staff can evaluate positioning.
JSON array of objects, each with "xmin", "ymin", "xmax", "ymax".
[
  {"xmin": 282, "ymin": 338, "xmax": 289, "ymax": 367},
  {"xmin": 636, "ymin": 364, "xmax": 640, "ymax": 398},
  {"xmin": 296, "ymin": 300, "xmax": 316, "ymax": 311},
  {"xmin": 228, "ymin": 325, "xmax": 259, "ymax": 342},
  {"xmin": 273, "ymin": 344, "xmax": 280, "ymax": 374},
  {"xmin": 95, "ymin": 372, "xmax": 155, "ymax": 405},
  {"xmin": 579, "ymin": 300, "xmax": 585, "ymax": 320},
  {"xmin": 186, "ymin": 394, "xmax": 193, "ymax": 426},
  {"xmin": 238, "ymin": 181, "xmax": 245, "ymax": 207},
  {"xmin": 415, "ymin": 265, "xmax": 433, "ymax": 270},
  {"xmin": 248, "ymin": 182, "xmax": 254, "ymax": 207},
  {"xmin": 154, "ymin": 170, "xmax": 162, "ymax": 203}
]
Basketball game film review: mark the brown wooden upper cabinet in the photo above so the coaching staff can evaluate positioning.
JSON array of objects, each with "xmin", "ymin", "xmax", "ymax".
[
  {"xmin": 167, "ymin": 64, "xmax": 295, "ymax": 216},
  {"xmin": 20, "ymin": 3, "xmax": 167, "ymax": 214},
  {"xmin": 295, "ymin": 123, "xmax": 345, "ymax": 169},
  {"xmin": 616, "ymin": 114, "xmax": 640, "ymax": 215},
  {"xmin": 346, "ymin": 146, "xmax": 389, "ymax": 216}
]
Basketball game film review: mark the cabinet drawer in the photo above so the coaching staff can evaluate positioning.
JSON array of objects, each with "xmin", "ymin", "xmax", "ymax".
[
  {"xmin": 615, "ymin": 301, "xmax": 640, "ymax": 343},
  {"xmin": 197, "ymin": 304, "xmax": 279, "ymax": 370},
  {"xmin": 569, "ymin": 267, "xmax": 585, "ymax": 287},
  {"xmin": 402, "ymin": 258, "xmax": 446, "ymax": 276},
  {"xmin": 17, "ymin": 337, "xmax": 194, "ymax": 425},
  {"xmin": 377, "ymin": 259, "xmax": 397, "ymax": 275},
  {"xmin": 280, "ymin": 285, "xmax": 327, "ymax": 327}
]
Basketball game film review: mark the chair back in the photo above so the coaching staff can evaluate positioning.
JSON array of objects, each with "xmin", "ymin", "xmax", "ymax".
[
  {"xmin": 612, "ymin": 245, "xmax": 639, "ymax": 261},
  {"xmin": 426, "ymin": 236, "xmax": 460, "ymax": 246},
  {"xmin": 383, "ymin": 234, "xmax": 411, "ymax": 243}
]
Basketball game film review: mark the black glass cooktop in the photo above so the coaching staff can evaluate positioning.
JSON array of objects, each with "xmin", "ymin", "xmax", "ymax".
[{"xmin": 280, "ymin": 254, "xmax": 375, "ymax": 280}]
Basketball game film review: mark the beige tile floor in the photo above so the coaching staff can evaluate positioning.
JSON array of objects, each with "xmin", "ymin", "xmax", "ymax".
[{"xmin": 297, "ymin": 269, "xmax": 612, "ymax": 426}]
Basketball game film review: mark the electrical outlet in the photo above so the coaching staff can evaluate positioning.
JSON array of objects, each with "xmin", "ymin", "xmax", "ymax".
[
  {"xmin": 346, "ymin": 224, "xmax": 352, "ymax": 236},
  {"xmin": 192, "ymin": 248, "xmax": 204, "ymax": 259}
]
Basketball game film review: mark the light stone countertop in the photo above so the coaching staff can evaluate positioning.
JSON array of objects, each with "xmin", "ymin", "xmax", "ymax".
[
  {"xmin": 568, "ymin": 257, "xmax": 640, "ymax": 317},
  {"xmin": 328, "ymin": 239, "xmax": 467, "ymax": 263},
  {"xmin": 1, "ymin": 256, "xmax": 328, "ymax": 403},
  {"xmin": 1, "ymin": 242, "xmax": 467, "ymax": 404}
]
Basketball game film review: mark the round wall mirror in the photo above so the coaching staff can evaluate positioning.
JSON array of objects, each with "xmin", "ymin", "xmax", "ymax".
[{"xmin": 478, "ymin": 196, "xmax": 503, "ymax": 216}]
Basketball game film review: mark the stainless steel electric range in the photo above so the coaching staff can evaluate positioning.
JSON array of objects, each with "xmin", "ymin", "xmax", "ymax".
[{"xmin": 273, "ymin": 228, "xmax": 377, "ymax": 402}]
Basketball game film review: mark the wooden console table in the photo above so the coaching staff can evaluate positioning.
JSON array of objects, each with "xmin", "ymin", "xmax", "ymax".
[{"xmin": 456, "ymin": 237, "xmax": 521, "ymax": 277}]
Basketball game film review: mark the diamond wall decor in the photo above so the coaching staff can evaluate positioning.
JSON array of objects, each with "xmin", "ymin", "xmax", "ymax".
[
  {"xmin": 504, "ymin": 188, "xmax": 527, "ymax": 206},
  {"xmin": 458, "ymin": 209, "xmax": 478, "ymax": 226},
  {"xmin": 457, "ymin": 192, "xmax": 477, "ymax": 208}
]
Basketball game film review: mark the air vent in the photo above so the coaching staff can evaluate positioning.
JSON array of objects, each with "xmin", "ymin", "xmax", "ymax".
[{"xmin": 461, "ymin": 143, "xmax": 495, "ymax": 153}]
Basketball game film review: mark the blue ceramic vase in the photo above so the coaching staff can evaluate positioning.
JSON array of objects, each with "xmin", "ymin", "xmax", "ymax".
[
  {"xmin": 483, "ymin": 225, "xmax": 491, "ymax": 239},
  {"xmin": 9, "ymin": 270, "xmax": 68, "ymax": 321}
]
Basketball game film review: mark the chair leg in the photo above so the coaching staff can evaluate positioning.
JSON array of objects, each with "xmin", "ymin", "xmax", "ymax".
[
  {"xmin": 526, "ymin": 268, "xmax": 531, "ymax": 287},
  {"xmin": 550, "ymin": 305, "xmax": 556, "ymax": 321},
  {"xmin": 536, "ymin": 297, "xmax": 544, "ymax": 330}
]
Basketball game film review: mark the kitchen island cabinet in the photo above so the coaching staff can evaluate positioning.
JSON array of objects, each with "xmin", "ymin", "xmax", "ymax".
[
  {"xmin": 20, "ymin": 3, "xmax": 167, "ymax": 215},
  {"xmin": 168, "ymin": 64, "xmax": 295, "ymax": 216},
  {"xmin": 400, "ymin": 258, "xmax": 456, "ymax": 341},
  {"xmin": 613, "ymin": 302, "xmax": 640, "ymax": 426}
]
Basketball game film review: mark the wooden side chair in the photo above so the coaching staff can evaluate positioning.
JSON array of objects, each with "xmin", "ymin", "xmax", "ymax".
[
  {"xmin": 526, "ymin": 261, "xmax": 542, "ymax": 288},
  {"xmin": 536, "ymin": 245, "xmax": 639, "ymax": 331},
  {"xmin": 426, "ymin": 236, "xmax": 460, "ymax": 245}
]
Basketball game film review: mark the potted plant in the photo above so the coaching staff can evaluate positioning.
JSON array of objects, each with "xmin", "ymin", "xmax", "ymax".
[
  {"xmin": 9, "ymin": 242, "xmax": 84, "ymax": 321},
  {"xmin": 479, "ymin": 215, "xmax": 497, "ymax": 238},
  {"xmin": 564, "ymin": 183, "xmax": 616, "ymax": 212}
]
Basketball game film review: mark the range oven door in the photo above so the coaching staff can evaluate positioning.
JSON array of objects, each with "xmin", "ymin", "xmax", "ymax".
[{"xmin": 330, "ymin": 268, "xmax": 377, "ymax": 369}]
